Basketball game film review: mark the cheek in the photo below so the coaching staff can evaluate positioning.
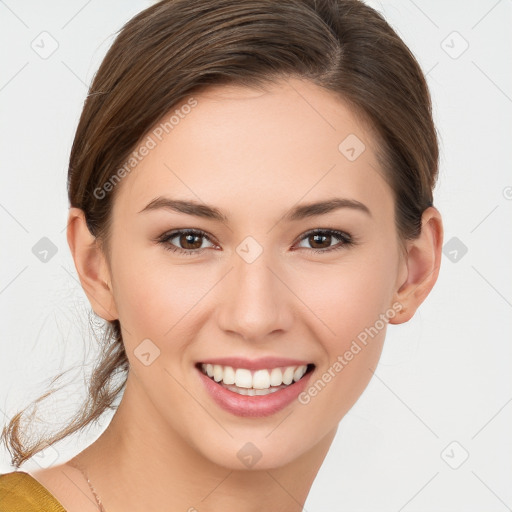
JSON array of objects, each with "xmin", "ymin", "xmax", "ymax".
[
  {"xmin": 297, "ymin": 247, "xmax": 397, "ymax": 348},
  {"xmin": 110, "ymin": 252, "xmax": 194, "ymax": 341},
  {"xmin": 297, "ymin": 249, "xmax": 397, "ymax": 423},
  {"xmin": 293, "ymin": 247, "xmax": 396, "ymax": 399}
]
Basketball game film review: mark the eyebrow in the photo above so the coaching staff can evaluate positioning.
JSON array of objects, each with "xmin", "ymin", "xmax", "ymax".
[{"xmin": 138, "ymin": 196, "xmax": 371, "ymax": 222}]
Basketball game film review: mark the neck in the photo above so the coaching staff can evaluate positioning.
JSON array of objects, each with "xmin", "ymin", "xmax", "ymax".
[{"xmin": 70, "ymin": 371, "xmax": 337, "ymax": 511}]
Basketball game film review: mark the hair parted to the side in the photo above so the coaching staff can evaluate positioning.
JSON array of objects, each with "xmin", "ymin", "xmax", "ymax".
[{"xmin": 1, "ymin": 0, "xmax": 439, "ymax": 468}]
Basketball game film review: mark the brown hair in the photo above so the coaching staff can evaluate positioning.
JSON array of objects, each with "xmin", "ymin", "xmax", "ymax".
[{"xmin": 1, "ymin": 0, "xmax": 439, "ymax": 468}]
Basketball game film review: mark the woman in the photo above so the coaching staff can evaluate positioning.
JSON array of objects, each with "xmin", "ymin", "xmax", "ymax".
[{"xmin": 0, "ymin": 0, "xmax": 443, "ymax": 510}]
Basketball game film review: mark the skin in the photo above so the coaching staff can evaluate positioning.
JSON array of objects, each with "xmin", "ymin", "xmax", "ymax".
[{"xmin": 30, "ymin": 77, "xmax": 442, "ymax": 511}]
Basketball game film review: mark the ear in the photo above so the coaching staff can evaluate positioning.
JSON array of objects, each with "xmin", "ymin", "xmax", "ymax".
[
  {"xmin": 389, "ymin": 206, "xmax": 443, "ymax": 324},
  {"xmin": 66, "ymin": 207, "xmax": 118, "ymax": 321}
]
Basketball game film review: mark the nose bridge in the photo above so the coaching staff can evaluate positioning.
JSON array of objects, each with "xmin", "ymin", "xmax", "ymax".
[{"xmin": 217, "ymin": 242, "xmax": 292, "ymax": 341}]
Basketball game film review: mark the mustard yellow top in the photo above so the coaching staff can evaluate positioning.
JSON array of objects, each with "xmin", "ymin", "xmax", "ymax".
[{"xmin": 0, "ymin": 471, "xmax": 66, "ymax": 512}]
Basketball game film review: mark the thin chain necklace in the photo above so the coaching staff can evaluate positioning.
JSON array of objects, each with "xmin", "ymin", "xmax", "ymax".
[{"xmin": 68, "ymin": 460, "xmax": 107, "ymax": 512}]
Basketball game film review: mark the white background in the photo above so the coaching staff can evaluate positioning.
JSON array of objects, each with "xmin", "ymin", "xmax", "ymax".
[{"xmin": 1, "ymin": 1, "xmax": 511, "ymax": 510}]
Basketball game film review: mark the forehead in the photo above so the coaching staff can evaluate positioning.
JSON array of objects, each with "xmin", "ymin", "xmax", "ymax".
[{"xmin": 112, "ymin": 77, "xmax": 392, "ymax": 222}]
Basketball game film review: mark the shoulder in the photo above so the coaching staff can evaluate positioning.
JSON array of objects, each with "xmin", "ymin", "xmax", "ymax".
[
  {"xmin": 0, "ymin": 470, "xmax": 66, "ymax": 511},
  {"xmin": 1, "ymin": 464, "xmax": 99, "ymax": 512}
]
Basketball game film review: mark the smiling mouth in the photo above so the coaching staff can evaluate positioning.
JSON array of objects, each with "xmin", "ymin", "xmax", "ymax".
[{"xmin": 197, "ymin": 362, "xmax": 315, "ymax": 396}]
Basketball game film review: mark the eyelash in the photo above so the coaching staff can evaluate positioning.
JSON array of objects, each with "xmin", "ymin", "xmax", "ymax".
[{"xmin": 156, "ymin": 228, "xmax": 356, "ymax": 256}]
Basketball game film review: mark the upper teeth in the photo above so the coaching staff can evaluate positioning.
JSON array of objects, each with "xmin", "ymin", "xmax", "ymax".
[{"xmin": 201, "ymin": 364, "xmax": 308, "ymax": 389}]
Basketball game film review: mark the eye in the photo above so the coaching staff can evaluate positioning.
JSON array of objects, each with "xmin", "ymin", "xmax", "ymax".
[
  {"xmin": 294, "ymin": 228, "xmax": 354, "ymax": 253},
  {"xmin": 157, "ymin": 227, "xmax": 355, "ymax": 256},
  {"xmin": 157, "ymin": 229, "xmax": 217, "ymax": 256}
]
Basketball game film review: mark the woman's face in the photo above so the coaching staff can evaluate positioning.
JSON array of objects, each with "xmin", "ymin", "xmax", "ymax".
[{"xmin": 102, "ymin": 77, "xmax": 408, "ymax": 469}]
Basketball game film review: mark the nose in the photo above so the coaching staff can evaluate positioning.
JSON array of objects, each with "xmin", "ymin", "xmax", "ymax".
[{"xmin": 216, "ymin": 248, "xmax": 294, "ymax": 343}]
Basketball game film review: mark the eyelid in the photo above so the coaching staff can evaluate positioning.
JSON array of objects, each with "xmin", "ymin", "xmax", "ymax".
[
  {"xmin": 157, "ymin": 227, "xmax": 355, "ymax": 255},
  {"xmin": 156, "ymin": 228, "xmax": 218, "ymax": 253},
  {"xmin": 292, "ymin": 228, "xmax": 354, "ymax": 253}
]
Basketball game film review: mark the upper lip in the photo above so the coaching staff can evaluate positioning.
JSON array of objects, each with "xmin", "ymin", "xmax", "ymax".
[{"xmin": 197, "ymin": 357, "xmax": 313, "ymax": 371}]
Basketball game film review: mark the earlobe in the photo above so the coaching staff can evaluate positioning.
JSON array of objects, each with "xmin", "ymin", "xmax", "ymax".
[
  {"xmin": 389, "ymin": 206, "xmax": 443, "ymax": 324},
  {"xmin": 66, "ymin": 207, "xmax": 118, "ymax": 322}
]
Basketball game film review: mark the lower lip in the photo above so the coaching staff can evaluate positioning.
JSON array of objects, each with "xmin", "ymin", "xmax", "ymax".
[{"xmin": 197, "ymin": 366, "xmax": 314, "ymax": 418}]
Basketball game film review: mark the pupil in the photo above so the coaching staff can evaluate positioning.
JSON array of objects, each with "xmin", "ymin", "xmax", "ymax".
[
  {"xmin": 311, "ymin": 233, "xmax": 329, "ymax": 249},
  {"xmin": 183, "ymin": 233, "xmax": 201, "ymax": 249}
]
